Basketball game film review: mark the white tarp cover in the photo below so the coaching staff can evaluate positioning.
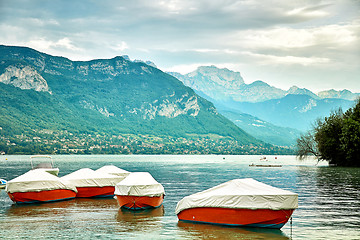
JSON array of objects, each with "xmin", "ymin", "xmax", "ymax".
[
  {"xmin": 61, "ymin": 168, "xmax": 124, "ymax": 187},
  {"xmin": 114, "ymin": 172, "xmax": 165, "ymax": 197},
  {"xmin": 175, "ymin": 178, "xmax": 298, "ymax": 214},
  {"xmin": 6, "ymin": 169, "xmax": 77, "ymax": 193},
  {"xmin": 95, "ymin": 165, "xmax": 130, "ymax": 179}
]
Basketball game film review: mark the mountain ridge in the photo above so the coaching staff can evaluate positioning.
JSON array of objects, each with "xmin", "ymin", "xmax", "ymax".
[
  {"xmin": 0, "ymin": 45, "xmax": 283, "ymax": 154},
  {"xmin": 169, "ymin": 65, "xmax": 356, "ymax": 145},
  {"xmin": 169, "ymin": 66, "xmax": 359, "ymax": 102}
]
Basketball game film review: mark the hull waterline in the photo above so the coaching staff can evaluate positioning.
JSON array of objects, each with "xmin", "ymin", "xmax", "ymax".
[
  {"xmin": 8, "ymin": 189, "xmax": 77, "ymax": 204},
  {"xmin": 75, "ymin": 186, "xmax": 115, "ymax": 198},
  {"xmin": 177, "ymin": 207, "xmax": 294, "ymax": 229},
  {"xmin": 116, "ymin": 195, "xmax": 164, "ymax": 210}
]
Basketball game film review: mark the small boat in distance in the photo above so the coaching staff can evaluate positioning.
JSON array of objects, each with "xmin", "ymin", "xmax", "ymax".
[
  {"xmin": 6, "ymin": 169, "xmax": 77, "ymax": 204},
  {"xmin": 115, "ymin": 172, "xmax": 165, "ymax": 210},
  {"xmin": 30, "ymin": 155, "xmax": 59, "ymax": 176},
  {"xmin": 249, "ymin": 163, "xmax": 282, "ymax": 167},
  {"xmin": 260, "ymin": 156, "xmax": 268, "ymax": 161},
  {"xmin": 0, "ymin": 178, "xmax": 7, "ymax": 189},
  {"xmin": 176, "ymin": 178, "xmax": 298, "ymax": 229}
]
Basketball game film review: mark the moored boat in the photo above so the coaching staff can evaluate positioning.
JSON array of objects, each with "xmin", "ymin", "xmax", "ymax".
[
  {"xmin": 6, "ymin": 169, "xmax": 77, "ymax": 204},
  {"xmin": 175, "ymin": 178, "xmax": 298, "ymax": 229},
  {"xmin": 61, "ymin": 168, "xmax": 125, "ymax": 198},
  {"xmin": 249, "ymin": 164, "xmax": 282, "ymax": 167},
  {"xmin": 114, "ymin": 172, "xmax": 165, "ymax": 210}
]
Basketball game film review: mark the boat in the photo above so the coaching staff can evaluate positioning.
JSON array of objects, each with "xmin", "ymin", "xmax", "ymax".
[
  {"xmin": 61, "ymin": 168, "xmax": 125, "ymax": 198},
  {"xmin": 249, "ymin": 164, "xmax": 282, "ymax": 167},
  {"xmin": 95, "ymin": 165, "xmax": 130, "ymax": 178},
  {"xmin": 114, "ymin": 172, "xmax": 165, "ymax": 210},
  {"xmin": 30, "ymin": 155, "xmax": 59, "ymax": 176},
  {"xmin": 260, "ymin": 156, "xmax": 268, "ymax": 161},
  {"xmin": 175, "ymin": 178, "xmax": 298, "ymax": 229},
  {"xmin": 0, "ymin": 178, "xmax": 7, "ymax": 189},
  {"xmin": 6, "ymin": 169, "xmax": 77, "ymax": 204}
]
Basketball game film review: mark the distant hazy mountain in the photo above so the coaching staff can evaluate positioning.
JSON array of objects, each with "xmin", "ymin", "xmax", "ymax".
[
  {"xmin": 169, "ymin": 67, "xmax": 288, "ymax": 102},
  {"xmin": 219, "ymin": 110, "xmax": 302, "ymax": 147},
  {"xmin": 224, "ymin": 94, "xmax": 354, "ymax": 131},
  {"xmin": 169, "ymin": 66, "xmax": 359, "ymax": 103},
  {"xmin": 287, "ymin": 86, "xmax": 319, "ymax": 99},
  {"xmin": 318, "ymin": 89, "xmax": 359, "ymax": 101},
  {"xmin": 0, "ymin": 45, "xmax": 271, "ymax": 154},
  {"xmin": 169, "ymin": 66, "xmax": 356, "ymax": 141},
  {"xmin": 234, "ymin": 80, "xmax": 285, "ymax": 102},
  {"xmin": 170, "ymin": 65, "xmax": 245, "ymax": 101}
]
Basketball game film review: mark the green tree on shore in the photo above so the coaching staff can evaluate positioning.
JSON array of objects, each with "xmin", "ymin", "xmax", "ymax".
[{"xmin": 297, "ymin": 99, "xmax": 360, "ymax": 167}]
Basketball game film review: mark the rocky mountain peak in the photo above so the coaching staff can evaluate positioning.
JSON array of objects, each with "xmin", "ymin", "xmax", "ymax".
[
  {"xmin": 248, "ymin": 80, "xmax": 270, "ymax": 87},
  {"xmin": 287, "ymin": 86, "xmax": 319, "ymax": 99},
  {"xmin": 187, "ymin": 65, "xmax": 245, "ymax": 89},
  {"xmin": 287, "ymin": 86, "xmax": 300, "ymax": 93},
  {"xmin": 0, "ymin": 64, "xmax": 50, "ymax": 93}
]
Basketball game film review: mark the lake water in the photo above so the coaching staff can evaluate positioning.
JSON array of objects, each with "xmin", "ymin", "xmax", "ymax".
[{"xmin": 0, "ymin": 155, "xmax": 359, "ymax": 239}]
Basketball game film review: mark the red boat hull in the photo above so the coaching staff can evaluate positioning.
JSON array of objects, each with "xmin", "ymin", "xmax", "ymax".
[
  {"xmin": 8, "ymin": 189, "xmax": 76, "ymax": 204},
  {"xmin": 116, "ymin": 195, "xmax": 164, "ymax": 210},
  {"xmin": 177, "ymin": 207, "xmax": 294, "ymax": 229},
  {"xmin": 75, "ymin": 186, "xmax": 115, "ymax": 198}
]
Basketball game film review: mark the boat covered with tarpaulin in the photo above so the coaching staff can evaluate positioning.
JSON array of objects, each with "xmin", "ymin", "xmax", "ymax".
[
  {"xmin": 114, "ymin": 172, "xmax": 165, "ymax": 210},
  {"xmin": 6, "ymin": 169, "xmax": 77, "ymax": 204},
  {"xmin": 175, "ymin": 178, "xmax": 298, "ymax": 229},
  {"xmin": 61, "ymin": 168, "xmax": 124, "ymax": 198}
]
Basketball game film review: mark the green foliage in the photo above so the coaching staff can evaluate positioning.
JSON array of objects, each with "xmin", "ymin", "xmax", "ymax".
[
  {"xmin": 297, "ymin": 99, "xmax": 360, "ymax": 167},
  {"xmin": 314, "ymin": 109, "xmax": 344, "ymax": 162}
]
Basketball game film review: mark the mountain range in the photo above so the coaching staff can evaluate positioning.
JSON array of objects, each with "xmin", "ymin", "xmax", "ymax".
[
  {"xmin": 1, "ymin": 45, "xmax": 356, "ymax": 152},
  {"xmin": 171, "ymin": 65, "xmax": 359, "ymax": 102},
  {"xmin": 0, "ymin": 45, "xmax": 283, "ymax": 155},
  {"xmin": 169, "ymin": 66, "xmax": 357, "ymax": 146}
]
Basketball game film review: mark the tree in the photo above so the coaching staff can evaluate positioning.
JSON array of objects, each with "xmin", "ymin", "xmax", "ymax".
[
  {"xmin": 296, "ymin": 99, "xmax": 360, "ymax": 167},
  {"xmin": 314, "ymin": 109, "xmax": 344, "ymax": 164},
  {"xmin": 296, "ymin": 131, "xmax": 319, "ymax": 160}
]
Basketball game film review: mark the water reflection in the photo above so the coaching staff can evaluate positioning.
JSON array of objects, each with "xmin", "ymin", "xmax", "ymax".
[
  {"xmin": 315, "ymin": 167, "xmax": 360, "ymax": 228},
  {"xmin": 6, "ymin": 197, "xmax": 119, "ymax": 217},
  {"xmin": 293, "ymin": 166, "xmax": 360, "ymax": 239},
  {"xmin": 6, "ymin": 198, "xmax": 76, "ymax": 217},
  {"xmin": 116, "ymin": 205, "xmax": 165, "ymax": 232},
  {"xmin": 3, "ymin": 197, "xmax": 121, "ymax": 239},
  {"xmin": 177, "ymin": 221, "xmax": 290, "ymax": 240}
]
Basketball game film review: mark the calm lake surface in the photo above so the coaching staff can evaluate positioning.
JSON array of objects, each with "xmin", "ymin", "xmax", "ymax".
[{"xmin": 0, "ymin": 155, "xmax": 359, "ymax": 239}]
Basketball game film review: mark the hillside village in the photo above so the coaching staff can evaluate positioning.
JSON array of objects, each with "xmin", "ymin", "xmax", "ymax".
[{"xmin": 0, "ymin": 129, "xmax": 291, "ymax": 155}]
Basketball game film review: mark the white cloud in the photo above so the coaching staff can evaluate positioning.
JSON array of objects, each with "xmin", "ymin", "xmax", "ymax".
[
  {"xmin": 239, "ymin": 24, "xmax": 358, "ymax": 50},
  {"xmin": 286, "ymin": 6, "xmax": 330, "ymax": 18},
  {"xmin": 27, "ymin": 37, "xmax": 82, "ymax": 52},
  {"xmin": 164, "ymin": 63, "xmax": 211, "ymax": 74},
  {"xmin": 242, "ymin": 51, "xmax": 330, "ymax": 66},
  {"xmin": 112, "ymin": 41, "xmax": 129, "ymax": 51},
  {"xmin": 55, "ymin": 38, "xmax": 81, "ymax": 51},
  {"xmin": 27, "ymin": 38, "xmax": 53, "ymax": 51}
]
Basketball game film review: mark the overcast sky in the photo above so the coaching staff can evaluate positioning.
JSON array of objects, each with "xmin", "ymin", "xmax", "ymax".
[{"xmin": 1, "ymin": 0, "xmax": 359, "ymax": 93}]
